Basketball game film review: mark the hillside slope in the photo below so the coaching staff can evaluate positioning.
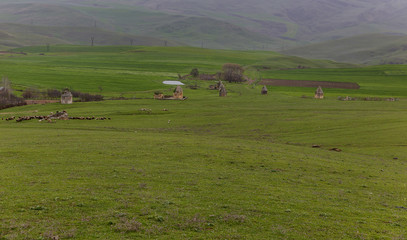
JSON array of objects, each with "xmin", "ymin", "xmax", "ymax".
[
  {"xmin": 2, "ymin": 0, "xmax": 407, "ymax": 50},
  {"xmin": 0, "ymin": 2, "xmax": 283, "ymax": 50},
  {"xmin": 0, "ymin": 23, "xmax": 177, "ymax": 49},
  {"xmin": 283, "ymin": 33, "xmax": 407, "ymax": 65},
  {"xmin": 125, "ymin": 0, "xmax": 407, "ymax": 42}
]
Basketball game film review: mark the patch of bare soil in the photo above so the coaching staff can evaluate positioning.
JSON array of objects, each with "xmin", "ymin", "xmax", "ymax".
[
  {"xmin": 0, "ymin": 51, "xmax": 26, "ymax": 55},
  {"xmin": 260, "ymin": 79, "xmax": 360, "ymax": 89}
]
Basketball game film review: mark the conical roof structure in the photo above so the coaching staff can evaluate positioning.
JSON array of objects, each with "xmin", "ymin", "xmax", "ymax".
[
  {"xmin": 314, "ymin": 86, "xmax": 324, "ymax": 99},
  {"xmin": 261, "ymin": 85, "xmax": 268, "ymax": 95}
]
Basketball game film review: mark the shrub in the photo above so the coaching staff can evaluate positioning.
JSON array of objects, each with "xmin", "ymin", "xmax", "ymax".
[{"xmin": 190, "ymin": 68, "xmax": 199, "ymax": 78}]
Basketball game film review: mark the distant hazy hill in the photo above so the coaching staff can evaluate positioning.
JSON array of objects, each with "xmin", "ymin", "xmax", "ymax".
[
  {"xmin": 2, "ymin": 0, "xmax": 407, "ymax": 51},
  {"xmin": 0, "ymin": 23, "xmax": 177, "ymax": 50},
  {"xmin": 124, "ymin": 0, "xmax": 407, "ymax": 44},
  {"xmin": 283, "ymin": 33, "xmax": 407, "ymax": 65}
]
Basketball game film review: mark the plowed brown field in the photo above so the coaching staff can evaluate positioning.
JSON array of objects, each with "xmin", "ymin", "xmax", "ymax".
[{"xmin": 260, "ymin": 79, "xmax": 360, "ymax": 89}]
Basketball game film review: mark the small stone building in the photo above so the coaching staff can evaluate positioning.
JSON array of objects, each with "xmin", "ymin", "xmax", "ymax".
[
  {"xmin": 61, "ymin": 89, "xmax": 73, "ymax": 104},
  {"xmin": 219, "ymin": 82, "xmax": 227, "ymax": 97},
  {"xmin": 314, "ymin": 86, "xmax": 324, "ymax": 99},
  {"xmin": 261, "ymin": 85, "xmax": 268, "ymax": 95},
  {"xmin": 173, "ymin": 86, "xmax": 183, "ymax": 99}
]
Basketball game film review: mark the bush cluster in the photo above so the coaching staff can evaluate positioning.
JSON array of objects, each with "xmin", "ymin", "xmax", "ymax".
[
  {"xmin": 77, "ymin": 92, "xmax": 104, "ymax": 102},
  {"xmin": 22, "ymin": 88, "xmax": 103, "ymax": 102},
  {"xmin": 71, "ymin": 90, "xmax": 103, "ymax": 102},
  {"xmin": 22, "ymin": 88, "xmax": 61, "ymax": 99}
]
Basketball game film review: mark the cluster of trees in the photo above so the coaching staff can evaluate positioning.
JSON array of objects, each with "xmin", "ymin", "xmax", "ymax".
[
  {"xmin": 0, "ymin": 76, "xmax": 26, "ymax": 110},
  {"xmin": 22, "ymin": 88, "xmax": 62, "ymax": 99},
  {"xmin": 72, "ymin": 90, "xmax": 103, "ymax": 102},
  {"xmin": 188, "ymin": 63, "xmax": 245, "ymax": 83},
  {"xmin": 22, "ymin": 88, "xmax": 103, "ymax": 102}
]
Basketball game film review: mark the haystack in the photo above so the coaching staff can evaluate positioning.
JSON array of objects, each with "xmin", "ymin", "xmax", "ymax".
[
  {"xmin": 261, "ymin": 85, "xmax": 268, "ymax": 95},
  {"xmin": 219, "ymin": 82, "xmax": 227, "ymax": 97},
  {"xmin": 173, "ymin": 86, "xmax": 183, "ymax": 99},
  {"xmin": 314, "ymin": 86, "xmax": 324, "ymax": 99}
]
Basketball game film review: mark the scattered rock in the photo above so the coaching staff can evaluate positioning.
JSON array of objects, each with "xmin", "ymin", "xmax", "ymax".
[{"xmin": 7, "ymin": 110, "xmax": 111, "ymax": 123}]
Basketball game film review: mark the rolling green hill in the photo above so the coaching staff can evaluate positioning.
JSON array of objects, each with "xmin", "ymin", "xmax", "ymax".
[
  {"xmin": 283, "ymin": 33, "xmax": 407, "ymax": 65},
  {"xmin": 0, "ymin": 45, "xmax": 353, "ymax": 95}
]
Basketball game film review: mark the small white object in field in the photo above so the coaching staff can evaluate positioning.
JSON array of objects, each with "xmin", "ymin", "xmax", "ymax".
[{"xmin": 163, "ymin": 81, "xmax": 184, "ymax": 85}]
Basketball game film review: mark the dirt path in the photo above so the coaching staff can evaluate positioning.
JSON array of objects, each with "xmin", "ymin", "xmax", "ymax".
[{"xmin": 260, "ymin": 79, "xmax": 360, "ymax": 89}]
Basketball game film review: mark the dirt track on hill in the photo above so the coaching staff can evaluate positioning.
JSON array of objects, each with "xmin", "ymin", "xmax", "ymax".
[{"xmin": 260, "ymin": 79, "xmax": 360, "ymax": 89}]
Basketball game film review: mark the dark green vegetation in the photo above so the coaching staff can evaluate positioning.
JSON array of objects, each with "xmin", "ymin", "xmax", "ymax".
[
  {"xmin": 2, "ymin": 0, "xmax": 407, "ymax": 50},
  {"xmin": 1, "ymin": 46, "xmax": 407, "ymax": 239}
]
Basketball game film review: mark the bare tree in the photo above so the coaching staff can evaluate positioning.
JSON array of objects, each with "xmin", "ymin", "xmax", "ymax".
[
  {"xmin": 222, "ymin": 63, "xmax": 245, "ymax": 83},
  {"xmin": 1, "ymin": 76, "xmax": 12, "ymax": 99}
]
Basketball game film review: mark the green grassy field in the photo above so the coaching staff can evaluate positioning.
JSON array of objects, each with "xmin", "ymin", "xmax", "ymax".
[
  {"xmin": 1, "ymin": 46, "xmax": 407, "ymax": 239},
  {"xmin": 1, "ymin": 45, "xmax": 353, "ymax": 96}
]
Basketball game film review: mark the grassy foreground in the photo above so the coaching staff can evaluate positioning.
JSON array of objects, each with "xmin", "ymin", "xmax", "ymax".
[{"xmin": 1, "ymin": 46, "xmax": 407, "ymax": 239}]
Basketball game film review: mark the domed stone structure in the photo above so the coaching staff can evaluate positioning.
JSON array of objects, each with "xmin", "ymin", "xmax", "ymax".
[{"xmin": 61, "ymin": 89, "xmax": 73, "ymax": 104}]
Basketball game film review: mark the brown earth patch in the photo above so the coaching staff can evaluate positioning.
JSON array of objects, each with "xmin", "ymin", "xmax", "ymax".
[
  {"xmin": 25, "ymin": 100, "xmax": 59, "ymax": 105},
  {"xmin": 260, "ymin": 79, "xmax": 360, "ymax": 89},
  {"xmin": 0, "ymin": 51, "xmax": 26, "ymax": 55}
]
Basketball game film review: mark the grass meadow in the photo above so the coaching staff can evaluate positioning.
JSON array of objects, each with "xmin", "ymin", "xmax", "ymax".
[{"xmin": 1, "ymin": 46, "xmax": 407, "ymax": 239}]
